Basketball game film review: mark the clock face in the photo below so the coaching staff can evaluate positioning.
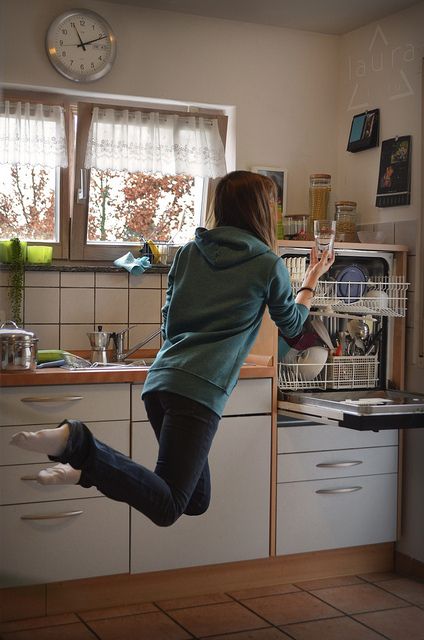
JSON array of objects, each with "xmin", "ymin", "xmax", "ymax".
[{"xmin": 46, "ymin": 10, "xmax": 116, "ymax": 82}]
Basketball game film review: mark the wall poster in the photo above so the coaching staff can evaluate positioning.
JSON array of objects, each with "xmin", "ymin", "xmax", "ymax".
[{"xmin": 376, "ymin": 136, "xmax": 411, "ymax": 208}]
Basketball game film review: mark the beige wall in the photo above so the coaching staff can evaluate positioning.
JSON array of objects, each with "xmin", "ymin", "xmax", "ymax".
[{"xmin": 337, "ymin": 3, "xmax": 424, "ymax": 565}]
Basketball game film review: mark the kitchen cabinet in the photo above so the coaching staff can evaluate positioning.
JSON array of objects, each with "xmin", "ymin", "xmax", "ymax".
[
  {"xmin": 0, "ymin": 384, "xmax": 131, "ymax": 587},
  {"xmin": 276, "ymin": 421, "xmax": 398, "ymax": 555},
  {"xmin": 130, "ymin": 379, "xmax": 272, "ymax": 572}
]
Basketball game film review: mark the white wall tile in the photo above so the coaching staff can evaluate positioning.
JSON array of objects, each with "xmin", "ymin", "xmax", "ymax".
[
  {"xmin": 129, "ymin": 289, "xmax": 162, "ymax": 324},
  {"xmin": 129, "ymin": 273, "xmax": 161, "ymax": 289},
  {"xmin": 25, "ymin": 288, "xmax": 60, "ymax": 324},
  {"xmin": 25, "ymin": 324, "xmax": 60, "ymax": 350},
  {"xmin": 161, "ymin": 274, "xmax": 169, "ymax": 289},
  {"xmin": 25, "ymin": 271, "xmax": 60, "ymax": 287},
  {"xmin": 60, "ymin": 324, "xmax": 94, "ymax": 351},
  {"xmin": 127, "ymin": 324, "xmax": 161, "ymax": 352},
  {"xmin": 394, "ymin": 220, "xmax": 417, "ymax": 254},
  {"xmin": 0, "ymin": 272, "xmax": 9, "ymax": 287},
  {"xmin": 61, "ymin": 272, "xmax": 95, "ymax": 287},
  {"xmin": 96, "ymin": 273, "xmax": 128, "ymax": 288},
  {"xmin": 61, "ymin": 288, "xmax": 94, "ymax": 324},
  {"xmin": 95, "ymin": 288, "xmax": 128, "ymax": 325},
  {"xmin": 0, "ymin": 287, "xmax": 11, "ymax": 320}
]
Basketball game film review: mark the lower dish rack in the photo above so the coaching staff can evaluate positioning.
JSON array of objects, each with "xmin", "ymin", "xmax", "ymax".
[{"xmin": 278, "ymin": 354, "xmax": 379, "ymax": 392}]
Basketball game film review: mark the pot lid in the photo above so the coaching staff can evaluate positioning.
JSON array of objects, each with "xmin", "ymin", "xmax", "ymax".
[{"xmin": 0, "ymin": 321, "xmax": 37, "ymax": 339}]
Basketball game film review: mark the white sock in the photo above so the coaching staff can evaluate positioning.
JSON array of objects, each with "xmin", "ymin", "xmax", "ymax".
[
  {"xmin": 10, "ymin": 423, "xmax": 70, "ymax": 456},
  {"xmin": 37, "ymin": 463, "xmax": 81, "ymax": 485}
]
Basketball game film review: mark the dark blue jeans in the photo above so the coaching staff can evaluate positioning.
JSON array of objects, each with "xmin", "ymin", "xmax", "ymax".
[{"xmin": 49, "ymin": 391, "xmax": 220, "ymax": 527}]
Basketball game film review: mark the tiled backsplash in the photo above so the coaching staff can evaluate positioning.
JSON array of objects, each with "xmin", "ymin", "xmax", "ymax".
[{"xmin": 0, "ymin": 270, "xmax": 167, "ymax": 352}]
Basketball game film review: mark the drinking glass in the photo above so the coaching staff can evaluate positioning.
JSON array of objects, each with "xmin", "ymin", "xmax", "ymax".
[{"xmin": 314, "ymin": 220, "xmax": 336, "ymax": 258}]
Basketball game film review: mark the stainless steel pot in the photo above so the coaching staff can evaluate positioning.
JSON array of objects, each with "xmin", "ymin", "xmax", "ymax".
[{"xmin": 0, "ymin": 321, "xmax": 38, "ymax": 372}]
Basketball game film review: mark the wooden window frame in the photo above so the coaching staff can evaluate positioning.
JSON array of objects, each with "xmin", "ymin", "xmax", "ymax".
[{"xmin": 70, "ymin": 101, "xmax": 228, "ymax": 262}]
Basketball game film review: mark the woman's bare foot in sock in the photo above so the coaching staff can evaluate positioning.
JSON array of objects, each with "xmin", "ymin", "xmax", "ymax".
[
  {"xmin": 10, "ymin": 423, "xmax": 70, "ymax": 456},
  {"xmin": 37, "ymin": 463, "xmax": 81, "ymax": 485}
]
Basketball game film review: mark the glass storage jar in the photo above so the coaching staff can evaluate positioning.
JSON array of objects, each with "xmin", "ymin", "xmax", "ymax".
[
  {"xmin": 309, "ymin": 174, "xmax": 331, "ymax": 221},
  {"xmin": 335, "ymin": 200, "xmax": 358, "ymax": 242}
]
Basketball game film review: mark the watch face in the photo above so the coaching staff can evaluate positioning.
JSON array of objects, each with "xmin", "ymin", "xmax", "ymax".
[{"xmin": 46, "ymin": 10, "xmax": 116, "ymax": 82}]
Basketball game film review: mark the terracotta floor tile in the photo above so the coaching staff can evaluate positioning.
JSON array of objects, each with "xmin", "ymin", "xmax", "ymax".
[
  {"xmin": 281, "ymin": 615, "xmax": 387, "ymax": 640},
  {"xmin": 0, "ymin": 622, "xmax": 97, "ymax": 640},
  {"xmin": 156, "ymin": 592, "xmax": 231, "ymax": 610},
  {"xmin": 206, "ymin": 629, "xmax": 293, "ymax": 640},
  {"xmin": 0, "ymin": 613, "xmax": 79, "ymax": 634},
  {"xmin": 229, "ymin": 584, "xmax": 299, "ymax": 600},
  {"xmin": 167, "ymin": 601, "xmax": 267, "ymax": 637},
  {"xmin": 376, "ymin": 577, "xmax": 424, "ymax": 607},
  {"xmin": 294, "ymin": 575, "xmax": 365, "ymax": 591},
  {"xmin": 310, "ymin": 582, "xmax": 411, "ymax": 614},
  {"xmin": 86, "ymin": 610, "xmax": 190, "ymax": 640},
  {"xmin": 354, "ymin": 605, "xmax": 424, "ymax": 640},
  {"xmin": 79, "ymin": 601, "xmax": 158, "ymax": 621},
  {"xmin": 358, "ymin": 572, "xmax": 399, "ymax": 583},
  {"xmin": 240, "ymin": 591, "xmax": 341, "ymax": 626}
]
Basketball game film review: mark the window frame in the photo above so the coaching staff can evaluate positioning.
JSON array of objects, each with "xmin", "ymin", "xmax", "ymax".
[
  {"xmin": 70, "ymin": 100, "xmax": 228, "ymax": 261},
  {"xmin": 1, "ymin": 89, "xmax": 72, "ymax": 260}
]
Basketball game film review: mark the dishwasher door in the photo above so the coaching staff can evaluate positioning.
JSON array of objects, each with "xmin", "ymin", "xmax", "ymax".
[{"xmin": 278, "ymin": 389, "xmax": 424, "ymax": 431}]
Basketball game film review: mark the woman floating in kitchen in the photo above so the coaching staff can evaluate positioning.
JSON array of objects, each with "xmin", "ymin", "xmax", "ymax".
[{"xmin": 11, "ymin": 171, "xmax": 334, "ymax": 527}]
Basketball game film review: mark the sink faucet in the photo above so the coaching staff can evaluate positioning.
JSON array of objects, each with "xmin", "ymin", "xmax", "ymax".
[{"xmin": 112, "ymin": 327, "xmax": 161, "ymax": 362}]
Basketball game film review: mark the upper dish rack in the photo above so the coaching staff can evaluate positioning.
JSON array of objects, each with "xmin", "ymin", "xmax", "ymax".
[{"xmin": 291, "ymin": 276, "xmax": 408, "ymax": 317}]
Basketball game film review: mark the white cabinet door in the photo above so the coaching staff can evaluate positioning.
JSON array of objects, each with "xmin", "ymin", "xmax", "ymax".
[
  {"xmin": 1, "ymin": 497, "xmax": 129, "ymax": 587},
  {"xmin": 276, "ymin": 473, "xmax": 397, "ymax": 555},
  {"xmin": 131, "ymin": 415, "xmax": 271, "ymax": 573}
]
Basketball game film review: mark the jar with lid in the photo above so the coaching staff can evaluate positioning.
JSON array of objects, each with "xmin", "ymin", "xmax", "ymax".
[
  {"xmin": 309, "ymin": 174, "xmax": 331, "ymax": 221},
  {"xmin": 335, "ymin": 200, "xmax": 358, "ymax": 242}
]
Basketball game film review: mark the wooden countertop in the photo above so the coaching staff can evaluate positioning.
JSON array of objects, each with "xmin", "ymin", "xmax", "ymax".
[{"xmin": 0, "ymin": 362, "xmax": 275, "ymax": 387}]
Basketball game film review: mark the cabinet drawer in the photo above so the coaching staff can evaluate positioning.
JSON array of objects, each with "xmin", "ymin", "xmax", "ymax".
[
  {"xmin": 278, "ymin": 423, "xmax": 398, "ymax": 454},
  {"xmin": 276, "ymin": 473, "xmax": 397, "ymax": 555},
  {"xmin": 0, "ymin": 384, "xmax": 130, "ymax": 427},
  {"xmin": 1, "ymin": 497, "xmax": 129, "ymax": 587},
  {"xmin": 277, "ymin": 446, "xmax": 398, "ymax": 483},
  {"xmin": 132, "ymin": 378, "xmax": 272, "ymax": 421},
  {"xmin": 1, "ymin": 420, "xmax": 130, "ymax": 466}
]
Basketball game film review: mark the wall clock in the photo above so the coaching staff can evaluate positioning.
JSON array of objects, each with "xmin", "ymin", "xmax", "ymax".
[{"xmin": 46, "ymin": 9, "xmax": 117, "ymax": 82}]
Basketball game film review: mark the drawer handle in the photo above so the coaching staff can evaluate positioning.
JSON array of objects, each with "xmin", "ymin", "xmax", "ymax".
[
  {"xmin": 20, "ymin": 475, "xmax": 39, "ymax": 481},
  {"xmin": 316, "ymin": 486, "xmax": 362, "ymax": 494},
  {"xmin": 20, "ymin": 396, "xmax": 84, "ymax": 403},
  {"xmin": 21, "ymin": 510, "xmax": 84, "ymax": 521},
  {"xmin": 316, "ymin": 461, "xmax": 363, "ymax": 468}
]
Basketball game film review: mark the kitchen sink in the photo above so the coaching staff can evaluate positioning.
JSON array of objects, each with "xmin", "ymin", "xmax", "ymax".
[{"xmin": 61, "ymin": 355, "xmax": 156, "ymax": 370}]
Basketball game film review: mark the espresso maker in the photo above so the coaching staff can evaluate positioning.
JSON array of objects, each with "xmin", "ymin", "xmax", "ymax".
[{"xmin": 87, "ymin": 326, "xmax": 113, "ymax": 364}]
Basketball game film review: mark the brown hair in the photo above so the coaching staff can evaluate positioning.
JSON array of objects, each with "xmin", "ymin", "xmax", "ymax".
[{"xmin": 210, "ymin": 171, "xmax": 277, "ymax": 249}]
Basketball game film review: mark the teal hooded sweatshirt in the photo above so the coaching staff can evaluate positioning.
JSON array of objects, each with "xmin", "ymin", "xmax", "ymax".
[{"xmin": 142, "ymin": 226, "xmax": 309, "ymax": 416}]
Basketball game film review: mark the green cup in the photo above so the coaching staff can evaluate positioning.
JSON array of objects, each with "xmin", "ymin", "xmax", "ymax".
[
  {"xmin": 26, "ymin": 245, "xmax": 53, "ymax": 264},
  {"xmin": 0, "ymin": 240, "xmax": 27, "ymax": 263}
]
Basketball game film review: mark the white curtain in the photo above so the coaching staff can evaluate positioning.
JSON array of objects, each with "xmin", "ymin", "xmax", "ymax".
[
  {"xmin": 0, "ymin": 101, "xmax": 68, "ymax": 168},
  {"xmin": 84, "ymin": 107, "xmax": 227, "ymax": 178}
]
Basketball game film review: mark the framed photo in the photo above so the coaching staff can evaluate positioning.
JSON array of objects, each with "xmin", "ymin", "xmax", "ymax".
[
  {"xmin": 251, "ymin": 166, "xmax": 287, "ymax": 216},
  {"xmin": 347, "ymin": 108, "xmax": 379, "ymax": 153},
  {"xmin": 376, "ymin": 136, "xmax": 412, "ymax": 208}
]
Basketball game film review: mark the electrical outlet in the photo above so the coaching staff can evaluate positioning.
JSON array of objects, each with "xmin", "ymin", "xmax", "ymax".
[{"xmin": 0, "ymin": 309, "xmax": 6, "ymax": 323}]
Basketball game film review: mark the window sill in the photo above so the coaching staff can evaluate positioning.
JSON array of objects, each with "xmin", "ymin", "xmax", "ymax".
[{"xmin": 0, "ymin": 262, "xmax": 169, "ymax": 274}]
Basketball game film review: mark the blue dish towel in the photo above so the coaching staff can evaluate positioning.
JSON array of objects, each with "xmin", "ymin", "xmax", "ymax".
[{"xmin": 114, "ymin": 253, "xmax": 151, "ymax": 275}]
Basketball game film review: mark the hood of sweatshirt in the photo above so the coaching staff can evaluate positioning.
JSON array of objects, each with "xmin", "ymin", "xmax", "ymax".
[{"xmin": 194, "ymin": 226, "xmax": 270, "ymax": 269}]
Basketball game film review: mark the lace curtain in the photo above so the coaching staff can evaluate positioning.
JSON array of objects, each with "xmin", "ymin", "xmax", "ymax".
[
  {"xmin": 84, "ymin": 107, "xmax": 227, "ymax": 178},
  {"xmin": 0, "ymin": 101, "xmax": 68, "ymax": 168}
]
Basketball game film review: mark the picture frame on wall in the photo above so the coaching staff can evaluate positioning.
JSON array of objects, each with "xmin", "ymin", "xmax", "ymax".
[
  {"xmin": 251, "ymin": 166, "xmax": 287, "ymax": 226},
  {"xmin": 347, "ymin": 108, "xmax": 379, "ymax": 153},
  {"xmin": 376, "ymin": 135, "xmax": 412, "ymax": 208}
]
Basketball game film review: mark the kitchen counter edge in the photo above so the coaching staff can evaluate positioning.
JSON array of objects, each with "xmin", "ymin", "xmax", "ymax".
[{"xmin": 0, "ymin": 364, "xmax": 275, "ymax": 387}]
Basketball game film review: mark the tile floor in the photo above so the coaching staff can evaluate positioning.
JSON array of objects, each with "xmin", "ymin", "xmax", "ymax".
[{"xmin": 1, "ymin": 572, "xmax": 424, "ymax": 640}]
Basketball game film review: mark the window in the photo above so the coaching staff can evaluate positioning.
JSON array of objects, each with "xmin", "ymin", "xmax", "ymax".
[
  {"xmin": 0, "ymin": 95, "xmax": 71, "ymax": 258},
  {"xmin": 71, "ymin": 102, "xmax": 227, "ymax": 261},
  {"xmin": 0, "ymin": 92, "xmax": 227, "ymax": 262}
]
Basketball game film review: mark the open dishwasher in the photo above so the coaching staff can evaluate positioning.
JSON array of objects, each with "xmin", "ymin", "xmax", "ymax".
[{"xmin": 277, "ymin": 244, "xmax": 424, "ymax": 430}]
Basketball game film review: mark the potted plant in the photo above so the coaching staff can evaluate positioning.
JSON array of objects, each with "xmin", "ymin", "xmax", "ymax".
[{"xmin": 8, "ymin": 238, "xmax": 25, "ymax": 326}]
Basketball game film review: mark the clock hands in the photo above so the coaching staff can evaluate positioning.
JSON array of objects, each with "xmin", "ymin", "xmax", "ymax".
[
  {"xmin": 73, "ymin": 25, "xmax": 86, "ymax": 51},
  {"xmin": 77, "ymin": 34, "xmax": 107, "ymax": 48}
]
